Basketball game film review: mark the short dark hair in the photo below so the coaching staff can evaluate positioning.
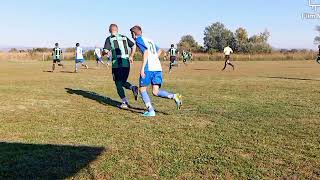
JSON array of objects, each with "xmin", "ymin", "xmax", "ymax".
[
  {"xmin": 76, "ymin": 43, "xmax": 80, "ymax": 47},
  {"xmin": 130, "ymin": 25, "xmax": 142, "ymax": 34},
  {"xmin": 55, "ymin": 43, "xmax": 59, "ymax": 47},
  {"xmin": 109, "ymin": 24, "xmax": 118, "ymax": 33}
]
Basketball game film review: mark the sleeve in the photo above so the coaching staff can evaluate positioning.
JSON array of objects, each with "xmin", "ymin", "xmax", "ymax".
[
  {"xmin": 104, "ymin": 37, "xmax": 112, "ymax": 51},
  {"xmin": 135, "ymin": 37, "xmax": 148, "ymax": 53},
  {"xmin": 127, "ymin": 37, "xmax": 135, "ymax": 48}
]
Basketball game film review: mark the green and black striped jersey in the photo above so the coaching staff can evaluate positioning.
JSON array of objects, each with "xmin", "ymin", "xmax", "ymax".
[{"xmin": 52, "ymin": 48, "xmax": 62, "ymax": 60}]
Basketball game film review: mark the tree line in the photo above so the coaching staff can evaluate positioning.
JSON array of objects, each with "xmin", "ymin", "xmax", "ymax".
[{"xmin": 178, "ymin": 22, "xmax": 272, "ymax": 54}]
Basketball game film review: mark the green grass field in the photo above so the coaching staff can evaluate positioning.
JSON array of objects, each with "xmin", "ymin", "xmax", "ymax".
[{"xmin": 0, "ymin": 60, "xmax": 319, "ymax": 179}]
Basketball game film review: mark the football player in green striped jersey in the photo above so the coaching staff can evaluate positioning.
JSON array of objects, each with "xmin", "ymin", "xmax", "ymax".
[
  {"xmin": 103, "ymin": 24, "xmax": 139, "ymax": 109},
  {"xmin": 52, "ymin": 43, "xmax": 64, "ymax": 72}
]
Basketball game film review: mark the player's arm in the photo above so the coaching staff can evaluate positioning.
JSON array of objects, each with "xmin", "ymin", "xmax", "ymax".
[
  {"xmin": 129, "ymin": 45, "xmax": 136, "ymax": 63},
  {"xmin": 127, "ymin": 38, "xmax": 136, "ymax": 63},
  {"xmin": 141, "ymin": 50, "xmax": 148, "ymax": 77},
  {"xmin": 103, "ymin": 37, "xmax": 112, "ymax": 56}
]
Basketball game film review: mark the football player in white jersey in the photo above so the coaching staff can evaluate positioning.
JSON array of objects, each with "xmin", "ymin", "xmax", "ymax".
[
  {"xmin": 222, "ymin": 46, "xmax": 235, "ymax": 71},
  {"xmin": 75, "ymin": 43, "xmax": 88, "ymax": 73},
  {"xmin": 130, "ymin": 25, "xmax": 182, "ymax": 117},
  {"xmin": 94, "ymin": 46, "xmax": 108, "ymax": 67}
]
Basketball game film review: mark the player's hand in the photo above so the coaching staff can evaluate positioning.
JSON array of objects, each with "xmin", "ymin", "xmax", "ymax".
[
  {"xmin": 140, "ymin": 71, "xmax": 146, "ymax": 78},
  {"xmin": 129, "ymin": 56, "xmax": 134, "ymax": 64}
]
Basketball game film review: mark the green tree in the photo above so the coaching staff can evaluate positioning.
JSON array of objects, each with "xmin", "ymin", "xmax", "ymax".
[
  {"xmin": 235, "ymin": 27, "xmax": 249, "ymax": 44},
  {"xmin": 204, "ymin": 22, "xmax": 235, "ymax": 52},
  {"xmin": 177, "ymin": 35, "xmax": 199, "ymax": 51}
]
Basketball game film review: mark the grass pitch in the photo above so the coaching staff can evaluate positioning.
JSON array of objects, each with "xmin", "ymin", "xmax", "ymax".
[{"xmin": 0, "ymin": 60, "xmax": 319, "ymax": 179}]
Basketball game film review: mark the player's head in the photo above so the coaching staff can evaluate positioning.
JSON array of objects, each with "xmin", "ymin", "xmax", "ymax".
[
  {"xmin": 55, "ymin": 43, "xmax": 59, "ymax": 47},
  {"xmin": 318, "ymin": 45, "xmax": 320, "ymax": 49},
  {"xmin": 76, "ymin": 43, "xmax": 80, "ymax": 47},
  {"xmin": 171, "ymin": 44, "xmax": 174, "ymax": 48},
  {"xmin": 130, "ymin": 25, "xmax": 142, "ymax": 40},
  {"xmin": 109, "ymin": 24, "xmax": 118, "ymax": 35}
]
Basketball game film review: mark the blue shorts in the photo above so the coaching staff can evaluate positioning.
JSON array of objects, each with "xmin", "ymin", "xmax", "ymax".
[
  {"xmin": 75, "ymin": 59, "xmax": 85, "ymax": 63},
  {"xmin": 140, "ymin": 71, "xmax": 163, "ymax": 87}
]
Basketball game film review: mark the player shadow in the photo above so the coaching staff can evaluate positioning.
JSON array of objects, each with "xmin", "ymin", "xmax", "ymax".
[
  {"xmin": 60, "ymin": 70, "xmax": 76, "ymax": 74},
  {"xmin": 65, "ymin": 88, "xmax": 169, "ymax": 115},
  {"xmin": 0, "ymin": 142, "xmax": 105, "ymax": 179},
  {"xmin": 265, "ymin": 76, "xmax": 320, "ymax": 82},
  {"xmin": 193, "ymin": 68, "xmax": 211, "ymax": 71},
  {"xmin": 43, "ymin": 70, "xmax": 53, "ymax": 73}
]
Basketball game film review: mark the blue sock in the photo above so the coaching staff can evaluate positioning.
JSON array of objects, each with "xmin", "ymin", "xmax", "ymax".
[
  {"xmin": 141, "ymin": 91, "xmax": 154, "ymax": 112},
  {"xmin": 157, "ymin": 90, "xmax": 174, "ymax": 99}
]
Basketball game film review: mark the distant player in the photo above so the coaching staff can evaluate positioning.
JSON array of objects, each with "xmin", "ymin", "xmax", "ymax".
[
  {"xmin": 182, "ymin": 49, "xmax": 192, "ymax": 64},
  {"xmin": 168, "ymin": 44, "xmax": 179, "ymax": 72},
  {"xmin": 222, "ymin": 46, "xmax": 235, "ymax": 71},
  {"xmin": 94, "ymin": 46, "xmax": 107, "ymax": 67},
  {"xmin": 103, "ymin": 24, "xmax": 139, "ymax": 109},
  {"xmin": 75, "ymin": 43, "xmax": 89, "ymax": 73},
  {"xmin": 187, "ymin": 49, "xmax": 193, "ymax": 62},
  {"xmin": 52, "ymin": 43, "xmax": 64, "ymax": 72},
  {"xmin": 130, "ymin": 25, "xmax": 182, "ymax": 117}
]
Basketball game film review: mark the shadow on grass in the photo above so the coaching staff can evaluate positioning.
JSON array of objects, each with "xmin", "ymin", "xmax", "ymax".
[
  {"xmin": 193, "ymin": 68, "xmax": 211, "ymax": 71},
  {"xmin": 60, "ymin": 70, "xmax": 76, "ymax": 74},
  {"xmin": 0, "ymin": 142, "xmax": 105, "ymax": 179},
  {"xmin": 65, "ymin": 88, "xmax": 169, "ymax": 115},
  {"xmin": 265, "ymin": 76, "xmax": 320, "ymax": 82}
]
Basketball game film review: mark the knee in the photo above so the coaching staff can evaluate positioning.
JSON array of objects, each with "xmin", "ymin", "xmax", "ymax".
[{"xmin": 152, "ymin": 89, "xmax": 159, "ymax": 96}]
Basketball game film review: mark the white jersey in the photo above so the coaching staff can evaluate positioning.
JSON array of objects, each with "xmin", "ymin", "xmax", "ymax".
[
  {"xmin": 136, "ymin": 36, "xmax": 162, "ymax": 72},
  {"xmin": 224, "ymin": 46, "xmax": 233, "ymax": 56},
  {"xmin": 94, "ymin": 48, "xmax": 102, "ymax": 58},
  {"xmin": 76, "ymin": 47, "xmax": 84, "ymax": 59}
]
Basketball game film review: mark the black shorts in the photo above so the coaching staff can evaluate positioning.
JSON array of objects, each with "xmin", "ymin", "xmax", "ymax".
[
  {"xmin": 112, "ymin": 67, "xmax": 130, "ymax": 82},
  {"xmin": 225, "ymin": 55, "xmax": 230, "ymax": 60},
  {"xmin": 170, "ymin": 56, "xmax": 176, "ymax": 63},
  {"xmin": 53, "ymin": 59, "xmax": 61, "ymax": 63}
]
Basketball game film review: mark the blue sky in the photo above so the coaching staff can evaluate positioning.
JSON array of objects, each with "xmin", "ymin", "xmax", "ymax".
[{"xmin": 0, "ymin": 0, "xmax": 319, "ymax": 49}]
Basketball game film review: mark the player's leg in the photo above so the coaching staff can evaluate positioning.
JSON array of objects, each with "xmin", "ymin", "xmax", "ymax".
[
  {"xmin": 75, "ymin": 62, "xmax": 79, "ymax": 73},
  {"xmin": 100, "ymin": 59, "xmax": 106, "ymax": 66},
  {"xmin": 58, "ymin": 62, "xmax": 64, "ymax": 69},
  {"xmin": 139, "ymin": 72, "xmax": 155, "ymax": 116},
  {"xmin": 81, "ymin": 62, "xmax": 89, "ymax": 69},
  {"xmin": 112, "ymin": 68, "xmax": 129, "ymax": 108},
  {"xmin": 169, "ymin": 57, "xmax": 174, "ymax": 72},
  {"xmin": 228, "ymin": 60, "xmax": 235, "ymax": 70},
  {"xmin": 151, "ymin": 72, "xmax": 182, "ymax": 110},
  {"xmin": 96, "ymin": 58, "xmax": 99, "ymax": 67},
  {"xmin": 57, "ymin": 59, "xmax": 64, "ymax": 69},
  {"xmin": 120, "ymin": 67, "xmax": 139, "ymax": 101},
  {"xmin": 52, "ymin": 60, "xmax": 56, "ymax": 72},
  {"xmin": 140, "ymin": 86, "xmax": 155, "ymax": 117},
  {"xmin": 227, "ymin": 56, "xmax": 235, "ymax": 70},
  {"xmin": 222, "ymin": 56, "xmax": 229, "ymax": 71}
]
